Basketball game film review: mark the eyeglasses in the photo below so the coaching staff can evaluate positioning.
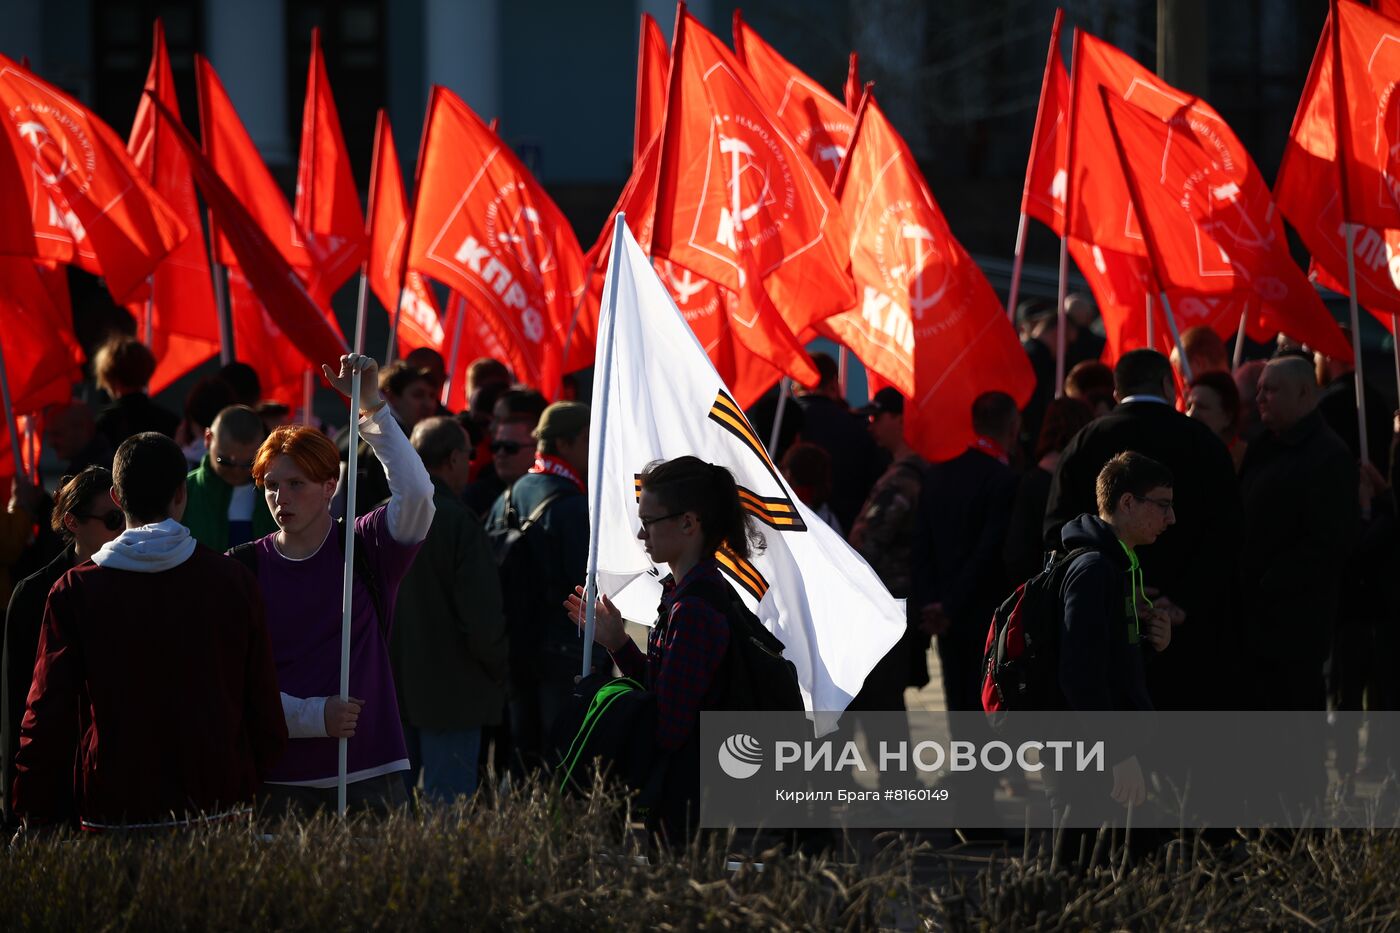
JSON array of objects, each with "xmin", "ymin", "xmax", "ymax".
[
  {"xmin": 638, "ymin": 512, "xmax": 686, "ymax": 530},
  {"xmin": 214, "ymin": 454, "xmax": 255, "ymax": 471},
  {"xmin": 1133, "ymin": 495, "xmax": 1175, "ymax": 514},
  {"xmin": 491, "ymin": 440, "xmax": 526, "ymax": 455},
  {"xmin": 75, "ymin": 510, "xmax": 124, "ymax": 531}
]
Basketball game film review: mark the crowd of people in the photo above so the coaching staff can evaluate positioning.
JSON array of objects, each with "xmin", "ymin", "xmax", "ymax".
[{"xmin": 0, "ymin": 288, "xmax": 1395, "ymax": 836}]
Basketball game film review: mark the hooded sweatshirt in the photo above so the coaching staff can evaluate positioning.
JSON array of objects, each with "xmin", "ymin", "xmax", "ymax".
[
  {"xmin": 92, "ymin": 519, "xmax": 197, "ymax": 572},
  {"xmin": 1058, "ymin": 514, "xmax": 1155, "ymax": 715}
]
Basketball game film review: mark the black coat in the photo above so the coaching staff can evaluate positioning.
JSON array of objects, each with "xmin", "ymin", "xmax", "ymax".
[
  {"xmin": 914, "ymin": 447, "xmax": 1019, "ymax": 633},
  {"xmin": 794, "ymin": 394, "xmax": 884, "ymax": 533},
  {"xmin": 1043, "ymin": 400, "xmax": 1242, "ymax": 710},
  {"xmin": 1238, "ymin": 410, "xmax": 1359, "ymax": 698},
  {"xmin": 94, "ymin": 393, "xmax": 179, "ymax": 449},
  {"xmin": 2, "ymin": 545, "xmax": 76, "ymax": 825}
]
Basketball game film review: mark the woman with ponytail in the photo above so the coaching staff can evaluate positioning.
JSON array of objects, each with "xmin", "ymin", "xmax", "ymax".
[{"xmin": 566, "ymin": 456, "xmax": 761, "ymax": 754}]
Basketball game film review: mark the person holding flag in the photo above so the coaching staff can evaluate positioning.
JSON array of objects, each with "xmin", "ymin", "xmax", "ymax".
[{"xmin": 242, "ymin": 354, "xmax": 435, "ymax": 817}]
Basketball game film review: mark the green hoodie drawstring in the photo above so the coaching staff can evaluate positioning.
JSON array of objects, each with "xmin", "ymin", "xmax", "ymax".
[{"xmin": 1119, "ymin": 540, "xmax": 1144, "ymax": 645}]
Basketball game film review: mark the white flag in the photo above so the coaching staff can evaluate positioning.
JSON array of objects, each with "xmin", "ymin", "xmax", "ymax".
[{"xmin": 586, "ymin": 219, "xmax": 906, "ymax": 725}]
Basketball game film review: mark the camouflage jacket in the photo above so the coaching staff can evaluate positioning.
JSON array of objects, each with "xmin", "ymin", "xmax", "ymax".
[{"xmin": 848, "ymin": 454, "xmax": 926, "ymax": 598}]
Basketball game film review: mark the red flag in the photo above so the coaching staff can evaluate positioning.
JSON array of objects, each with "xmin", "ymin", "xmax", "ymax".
[
  {"xmin": 196, "ymin": 55, "xmax": 332, "ymax": 305},
  {"xmin": 0, "ymin": 259, "xmax": 83, "ymax": 414},
  {"xmin": 1022, "ymin": 11, "xmax": 1069, "ymax": 234},
  {"xmin": 125, "ymin": 20, "xmax": 220, "ymax": 395},
  {"xmin": 844, "ymin": 53, "xmax": 861, "ymax": 113},
  {"xmin": 634, "ymin": 13, "xmax": 669, "ymax": 164},
  {"xmin": 440, "ymin": 291, "xmax": 534, "ymax": 412},
  {"xmin": 1276, "ymin": 13, "xmax": 1400, "ymax": 331},
  {"xmin": 146, "ymin": 93, "xmax": 347, "ymax": 376},
  {"xmin": 0, "ymin": 55, "xmax": 187, "ymax": 303},
  {"xmin": 365, "ymin": 110, "xmax": 444, "ymax": 354},
  {"xmin": 1100, "ymin": 93, "xmax": 1242, "ymax": 295},
  {"xmin": 653, "ymin": 8, "xmax": 853, "ymax": 378},
  {"xmin": 294, "ymin": 28, "xmax": 366, "ymax": 295},
  {"xmin": 407, "ymin": 86, "xmax": 587, "ymax": 394},
  {"xmin": 733, "ymin": 12, "xmax": 856, "ymax": 187},
  {"xmin": 835, "ymin": 92, "xmax": 1034, "ymax": 462},
  {"xmin": 1329, "ymin": 0, "xmax": 1400, "ymax": 231},
  {"xmin": 1063, "ymin": 30, "xmax": 1351, "ymax": 359}
]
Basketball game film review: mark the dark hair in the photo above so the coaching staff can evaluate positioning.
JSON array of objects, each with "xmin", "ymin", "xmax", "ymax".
[
  {"xmin": 1065, "ymin": 361, "xmax": 1115, "ymax": 403},
  {"xmin": 1034, "ymin": 397, "xmax": 1093, "ymax": 462},
  {"xmin": 1096, "ymin": 451, "xmax": 1174, "ymax": 516},
  {"xmin": 1189, "ymin": 370, "xmax": 1242, "ymax": 437},
  {"xmin": 184, "ymin": 376, "xmax": 239, "ymax": 431},
  {"xmin": 379, "ymin": 361, "xmax": 432, "ymax": 397},
  {"xmin": 404, "ymin": 347, "xmax": 446, "ymax": 380},
  {"xmin": 112, "ymin": 433, "xmax": 189, "ymax": 523},
  {"xmin": 779, "ymin": 442, "xmax": 832, "ymax": 505},
  {"xmin": 1178, "ymin": 325, "xmax": 1229, "ymax": 375},
  {"xmin": 210, "ymin": 404, "xmax": 267, "ymax": 445},
  {"xmin": 1114, "ymin": 349, "xmax": 1173, "ymax": 398},
  {"xmin": 93, "ymin": 336, "xmax": 156, "ymax": 395},
  {"xmin": 971, "ymin": 391, "xmax": 1019, "ymax": 438},
  {"xmin": 411, "ymin": 416, "xmax": 469, "ymax": 470},
  {"xmin": 467, "ymin": 357, "xmax": 512, "ymax": 393},
  {"xmin": 639, "ymin": 456, "xmax": 763, "ymax": 562},
  {"xmin": 50, "ymin": 466, "xmax": 114, "ymax": 538},
  {"xmin": 810, "ymin": 352, "xmax": 840, "ymax": 391},
  {"xmin": 493, "ymin": 386, "xmax": 548, "ymax": 424},
  {"xmin": 217, "ymin": 362, "xmax": 262, "ymax": 406}
]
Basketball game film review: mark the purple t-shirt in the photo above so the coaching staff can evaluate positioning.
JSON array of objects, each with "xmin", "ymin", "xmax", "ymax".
[{"xmin": 254, "ymin": 506, "xmax": 421, "ymax": 784}]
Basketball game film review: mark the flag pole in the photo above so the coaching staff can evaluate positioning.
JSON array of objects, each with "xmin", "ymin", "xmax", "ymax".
[
  {"xmin": 837, "ymin": 346, "xmax": 849, "ymax": 398},
  {"xmin": 582, "ymin": 213, "xmax": 629, "ymax": 678},
  {"xmin": 337, "ymin": 360, "xmax": 362, "ymax": 817},
  {"xmin": 1054, "ymin": 235, "xmax": 1069, "ymax": 398},
  {"xmin": 385, "ymin": 286, "xmax": 404, "ymax": 364},
  {"xmin": 0, "ymin": 336, "xmax": 25, "ymax": 480},
  {"xmin": 769, "ymin": 376, "xmax": 791, "ymax": 454},
  {"xmin": 302, "ymin": 368, "xmax": 314, "ymax": 426},
  {"xmin": 1145, "ymin": 292, "xmax": 1154, "ymax": 353},
  {"xmin": 441, "ymin": 293, "xmax": 467, "ymax": 408},
  {"xmin": 1006, "ymin": 212, "xmax": 1028, "ymax": 321},
  {"xmin": 1344, "ymin": 224, "xmax": 1371, "ymax": 465},
  {"xmin": 355, "ymin": 111, "xmax": 386, "ymax": 358},
  {"xmin": 195, "ymin": 59, "xmax": 234, "ymax": 365},
  {"xmin": 1157, "ymin": 291, "xmax": 1194, "ymax": 383},
  {"xmin": 1232, "ymin": 301, "xmax": 1249, "ymax": 373},
  {"xmin": 352, "ymin": 268, "xmax": 369, "ymax": 355}
]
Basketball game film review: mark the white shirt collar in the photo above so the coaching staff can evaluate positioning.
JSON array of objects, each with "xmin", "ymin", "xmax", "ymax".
[{"xmin": 1118, "ymin": 394, "xmax": 1171, "ymax": 406}]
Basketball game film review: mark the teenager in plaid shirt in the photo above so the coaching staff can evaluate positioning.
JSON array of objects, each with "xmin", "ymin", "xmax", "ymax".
[{"xmin": 567, "ymin": 457, "xmax": 761, "ymax": 837}]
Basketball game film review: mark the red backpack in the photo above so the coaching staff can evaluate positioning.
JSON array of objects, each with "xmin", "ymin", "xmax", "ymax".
[{"xmin": 980, "ymin": 547, "xmax": 1093, "ymax": 712}]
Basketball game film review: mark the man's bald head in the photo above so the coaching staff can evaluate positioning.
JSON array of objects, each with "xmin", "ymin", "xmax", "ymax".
[
  {"xmin": 411, "ymin": 416, "xmax": 472, "ymax": 494},
  {"xmin": 1256, "ymin": 356, "xmax": 1318, "ymax": 433}
]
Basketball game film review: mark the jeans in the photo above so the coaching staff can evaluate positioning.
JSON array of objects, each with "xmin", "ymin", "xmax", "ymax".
[{"xmin": 405, "ymin": 724, "xmax": 483, "ymax": 803}]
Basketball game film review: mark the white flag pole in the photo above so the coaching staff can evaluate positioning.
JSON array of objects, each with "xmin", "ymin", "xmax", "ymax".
[
  {"xmin": 352, "ymin": 267, "xmax": 370, "ymax": 355},
  {"xmin": 1157, "ymin": 291, "xmax": 1194, "ymax": 384},
  {"xmin": 441, "ymin": 293, "xmax": 466, "ymax": 408},
  {"xmin": 337, "ymin": 361, "xmax": 362, "ymax": 816},
  {"xmin": 0, "ymin": 337, "xmax": 22, "ymax": 480},
  {"xmin": 1054, "ymin": 234, "xmax": 1069, "ymax": 397},
  {"xmin": 1006, "ymin": 211, "xmax": 1029, "ymax": 322},
  {"xmin": 1232, "ymin": 301, "xmax": 1249, "ymax": 373},
  {"xmin": 1344, "ymin": 224, "xmax": 1371, "ymax": 465},
  {"xmin": 582, "ymin": 214, "xmax": 628, "ymax": 677},
  {"xmin": 768, "ymin": 376, "xmax": 791, "ymax": 455}
]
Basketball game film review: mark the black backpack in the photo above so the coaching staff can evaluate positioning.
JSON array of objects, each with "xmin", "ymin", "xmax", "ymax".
[
  {"xmin": 684, "ymin": 578, "xmax": 805, "ymax": 714},
  {"xmin": 980, "ymin": 547, "xmax": 1094, "ymax": 713},
  {"xmin": 486, "ymin": 483, "xmax": 579, "ymax": 667},
  {"xmin": 228, "ymin": 518, "xmax": 388, "ymax": 639}
]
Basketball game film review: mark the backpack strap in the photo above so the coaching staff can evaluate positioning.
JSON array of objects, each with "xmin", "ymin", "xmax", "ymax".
[
  {"xmin": 521, "ymin": 488, "xmax": 575, "ymax": 531},
  {"xmin": 338, "ymin": 517, "xmax": 389, "ymax": 642},
  {"xmin": 228, "ymin": 540, "xmax": 258, "ymax": 576}
]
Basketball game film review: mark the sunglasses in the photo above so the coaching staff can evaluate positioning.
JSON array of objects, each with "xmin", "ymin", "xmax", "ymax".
[
  {"xmin": 76, "ymin": 510, "xmax": 124, "ymax": 531},
  {"xmin": 491, "ymin": 440, "xmax": 526, "ymax": 455},
  {"xmin": 215, "ymin": 454, "xmax": 256, "ymax": 471}
]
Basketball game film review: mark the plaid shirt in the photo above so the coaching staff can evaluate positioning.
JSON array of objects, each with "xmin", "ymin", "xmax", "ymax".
[{"xmin": 610, "ymin": 558, "xmax": 730, "ymax": 751}]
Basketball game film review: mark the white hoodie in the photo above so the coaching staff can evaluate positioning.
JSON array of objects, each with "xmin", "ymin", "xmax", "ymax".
[{"xmin": 91, "ymin": 518, "xmax": 197, "ymax": 573}]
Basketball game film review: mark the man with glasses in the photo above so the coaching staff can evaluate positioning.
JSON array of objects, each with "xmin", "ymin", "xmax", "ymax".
[{"xmin": 183, "ymin": 405, "xmax": 275, "ymax": 551}]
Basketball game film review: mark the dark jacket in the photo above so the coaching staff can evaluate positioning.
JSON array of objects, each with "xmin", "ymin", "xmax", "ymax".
[
  {"xmin": 1057, "ymin": 515, "xmax": 1154, "ymax": 714},
  {"xmin": 1318, "ymin": 373, "xmax": 1392, "ymax": 475},
  {"xmin": 390, "ymin": 479, "xmax": 509, "ymax": 730},
  {"xmin": 1044, "ymin": 399, "xmax": 1242, "ymax": 710},
  {"xmin": 1238, "ymin": 409, "xmax": 1359, "ymax": 689},
  {"xmin": 794, "ymin": 394, "xmax": 885, "ymax": 533},
  {"xmin": 12, "ymin": 547, "xmax": 287, "ymax": 828},
  {"xmin": 486, "ymin": 471, "xmax": 590, "ymax": 678},
  {"xmin": 181, "ymin": 455, "xmax": 277, "ymax": 552},
  {"xmin": 95, "ymin": 393, "xmax": 179, "ymax": 449},
  {"xmin": 1004, "ymin": 465, "xmax": 1054, "ymax": 586},
  {"xmin": 913, "ymin": 446, "xmax": 1019, "ymax": 630},
  {"xmin": 2, "ymin": 545, "xmax": 77, "ymax": 825}
]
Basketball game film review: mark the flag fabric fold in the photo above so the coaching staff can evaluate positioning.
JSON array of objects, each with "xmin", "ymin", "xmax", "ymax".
[
  {"xmin": 125, "ymin": 19, "xmax": 221, "ymax": 394},
  {"xmin": 589, "ymin": 217, "xmax": 905, "ymax": 723}
]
